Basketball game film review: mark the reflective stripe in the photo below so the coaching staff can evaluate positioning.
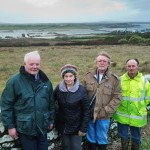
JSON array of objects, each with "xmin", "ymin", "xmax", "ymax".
[
  {"xmin": 122, "ymin": 77, "xmax": 147, "ymax": 102},
  {"xmin": 115, "ymin": 111, "xmax": 147, "ymax": 120},
  {"xmin": 141, "ymin": 77, "xmax": 147, "ymax": 100},
  {"xmin": 122, "ymin": 97, "xmax": 143, "ymax": 101},
  {"xmin": 145, "ymin": 96, "xmax": 150, "ymax": 99}
]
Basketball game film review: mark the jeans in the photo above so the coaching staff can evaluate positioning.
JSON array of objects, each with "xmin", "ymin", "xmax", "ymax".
[
  {"xmin": 61, "ymin": 134, "xmax": 82, "ymax": 150},
  {"xmin": 86, "ymin": 119, "xmax": 110, "ymax": 144},
  {"xmin": 117, "ymin": 122, "xmax": 142, "ymax": 144},
  {"xmin": 18, "ymin": 132, "xmax": 48, "ymax": 150}
]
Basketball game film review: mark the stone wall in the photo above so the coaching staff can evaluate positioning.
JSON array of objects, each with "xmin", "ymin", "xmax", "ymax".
[
  {"xmin": 0, "ymin": 120, "xmax": 60, "ymax": 150},
  {"xmin": 0, "ymin": 114, "xmax": 118, "ymax": 150}
]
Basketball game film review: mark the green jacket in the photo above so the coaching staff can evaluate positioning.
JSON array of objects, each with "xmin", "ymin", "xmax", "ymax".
[
  {"xmin": 113, "ymin": 72, "xmax": 150, "ymax": 127},
  {"xmin": 1, "ymin": 66, "xmax": 55, "ymax": 136}
]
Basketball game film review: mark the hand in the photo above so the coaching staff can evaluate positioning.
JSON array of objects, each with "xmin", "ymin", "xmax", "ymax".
[
  {"xmin": 8, "ymin": 128, "xmax": 18, "ymax": 139},
  {"xmin": 78, "ymin": 130, "xmax": 86, "ymax": 136},
  {"xmin": 48, "ymin": 124, "xmax": 54, "ymax": 131}
]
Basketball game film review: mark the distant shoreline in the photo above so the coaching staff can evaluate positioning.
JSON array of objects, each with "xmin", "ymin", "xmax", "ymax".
[{"xmin": 0, "ymin": 22, "xmax": 150, "ymax": 40}]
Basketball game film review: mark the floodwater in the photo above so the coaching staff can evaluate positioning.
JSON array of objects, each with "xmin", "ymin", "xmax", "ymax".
[{"xmin": 0, "ymin": 22, "xmax": 150, "ymax": 39}]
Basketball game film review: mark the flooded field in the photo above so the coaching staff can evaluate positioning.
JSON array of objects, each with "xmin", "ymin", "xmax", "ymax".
[{"xmin": 0, "ymin": 22, "xmax": 150, "ymax": 39}]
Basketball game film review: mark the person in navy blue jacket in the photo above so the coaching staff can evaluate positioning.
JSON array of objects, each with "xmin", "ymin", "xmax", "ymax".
[{"xmin": 54, "ymin": 64, "xmax": 90, "ymax": 150}]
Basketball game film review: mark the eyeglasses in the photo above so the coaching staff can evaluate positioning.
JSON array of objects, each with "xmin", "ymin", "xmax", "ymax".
[{"xmin": 97, "ymin": 60, "xmax": 108, "ymax": 63}]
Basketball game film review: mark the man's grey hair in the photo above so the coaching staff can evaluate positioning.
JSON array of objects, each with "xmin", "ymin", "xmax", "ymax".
[
  {"xmin": 24, "ymin": 51, "xmax": 40, "ymax": 63},
  {"xmin": 97, "ymin": 51, "xmax": 111, "ymax": 59},
  {"xmin": 96, "ymin": 51, "xmax": 111, "ymax": 63}
]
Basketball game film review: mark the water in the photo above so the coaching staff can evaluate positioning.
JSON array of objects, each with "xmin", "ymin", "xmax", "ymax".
[
  {"xmin": 0, "ymin": 22, "xmax": 150, "ymax": 39},
  {"xmin": 0, "ymin": 28, "xmax": 110, "ymax": 39}
]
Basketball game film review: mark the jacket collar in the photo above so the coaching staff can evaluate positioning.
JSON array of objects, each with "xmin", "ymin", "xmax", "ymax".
[
  {"xmin": 19, "ymin": 66, "xmax": 49, "ymax": 82},
  {"xmin": 122, "ymin": 71, "xmax": 142, "ymax": 81},
  {"xmin": 59, "ymin": 78, "xmax": 79, "ymax": 92},
  {"xmin": 93, "ymin": 68, "xmax": 109, "ymax": 81}
]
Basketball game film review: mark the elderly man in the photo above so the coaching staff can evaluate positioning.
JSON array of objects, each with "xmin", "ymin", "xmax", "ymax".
[
  {"xmin": 113, "ymin": 58, "xmax": 150, "ymax": 150},
  {"xmin": 82, "ymin": 51, "xmax": 121, "ymax": 150},
  {"xmin": 1, "ymin": 51, "xmax": 55, "ymax": 150}
]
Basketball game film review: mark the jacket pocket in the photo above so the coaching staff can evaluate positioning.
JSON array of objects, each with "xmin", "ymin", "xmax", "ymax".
[
  {"xmin": 97, "ymin": 108, "xmax": 107, "ymax": 119},
  {"xmin": 16, "ymin": 115, "xmax": 33, "ymax": 133},
  {"xmin": 103, "ymin": 84, "xmax": 112, "ymax": 95}
]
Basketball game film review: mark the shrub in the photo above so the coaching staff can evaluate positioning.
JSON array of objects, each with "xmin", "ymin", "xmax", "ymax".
[
  {"xmin": 111, "ymin": 62, "xmax": 117, "ymax": 67},
  {"xmin": 118, "ymin": 38, "xmax": 128, "ymax": 44},
  {"xmin": 128, "ymin": 35, "xmax": 146, "ymax": 44}
]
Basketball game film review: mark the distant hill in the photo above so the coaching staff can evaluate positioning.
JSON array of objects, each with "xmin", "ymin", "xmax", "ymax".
[
  {"xmin": 0, "ymin": 22, "xmax": 14, "ymax": 25},
  {"xmin": 0, "ymin": 21, "xmax": 150, "ymax": 25}
]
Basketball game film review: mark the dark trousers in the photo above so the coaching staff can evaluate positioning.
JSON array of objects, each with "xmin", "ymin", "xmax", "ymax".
[
  {"xmin": 61, "ymin": 134, "xmax": 82, "ymax": 150},
  {"xmin": 117, "ymin": 122, "xmax": 142, "ymax": 144},
  {"xmin": 19, "ymin": 132, "xmax": 48, "ymax": 150}
]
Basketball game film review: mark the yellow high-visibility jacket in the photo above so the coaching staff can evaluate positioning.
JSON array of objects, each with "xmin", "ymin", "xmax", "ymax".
[{"xmin": 113, "ymin": 72, "xmax": 150, "ymax": 127}]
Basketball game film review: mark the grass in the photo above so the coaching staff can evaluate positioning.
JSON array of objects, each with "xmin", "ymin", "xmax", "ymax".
[
  {"xmin": 0, "ymin": 45, "xmax": 150, "ymax": 149},
  {"xmin": 0, "ymin": 45, "xmax": 150, "ymax": 94},
  {"xmin": 141, "ymin": 139, "xmax": 150, "ymax": 149}
]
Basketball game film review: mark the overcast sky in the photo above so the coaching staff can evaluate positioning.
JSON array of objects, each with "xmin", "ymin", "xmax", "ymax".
[{"xmin": 0, "ymin": 0, "xmax": 150, "ymax": 23}]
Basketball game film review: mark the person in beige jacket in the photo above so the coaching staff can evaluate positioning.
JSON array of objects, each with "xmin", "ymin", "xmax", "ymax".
[{"xmin": 82, "ymin": 51, "xmax": 121, "ymax": 150}]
